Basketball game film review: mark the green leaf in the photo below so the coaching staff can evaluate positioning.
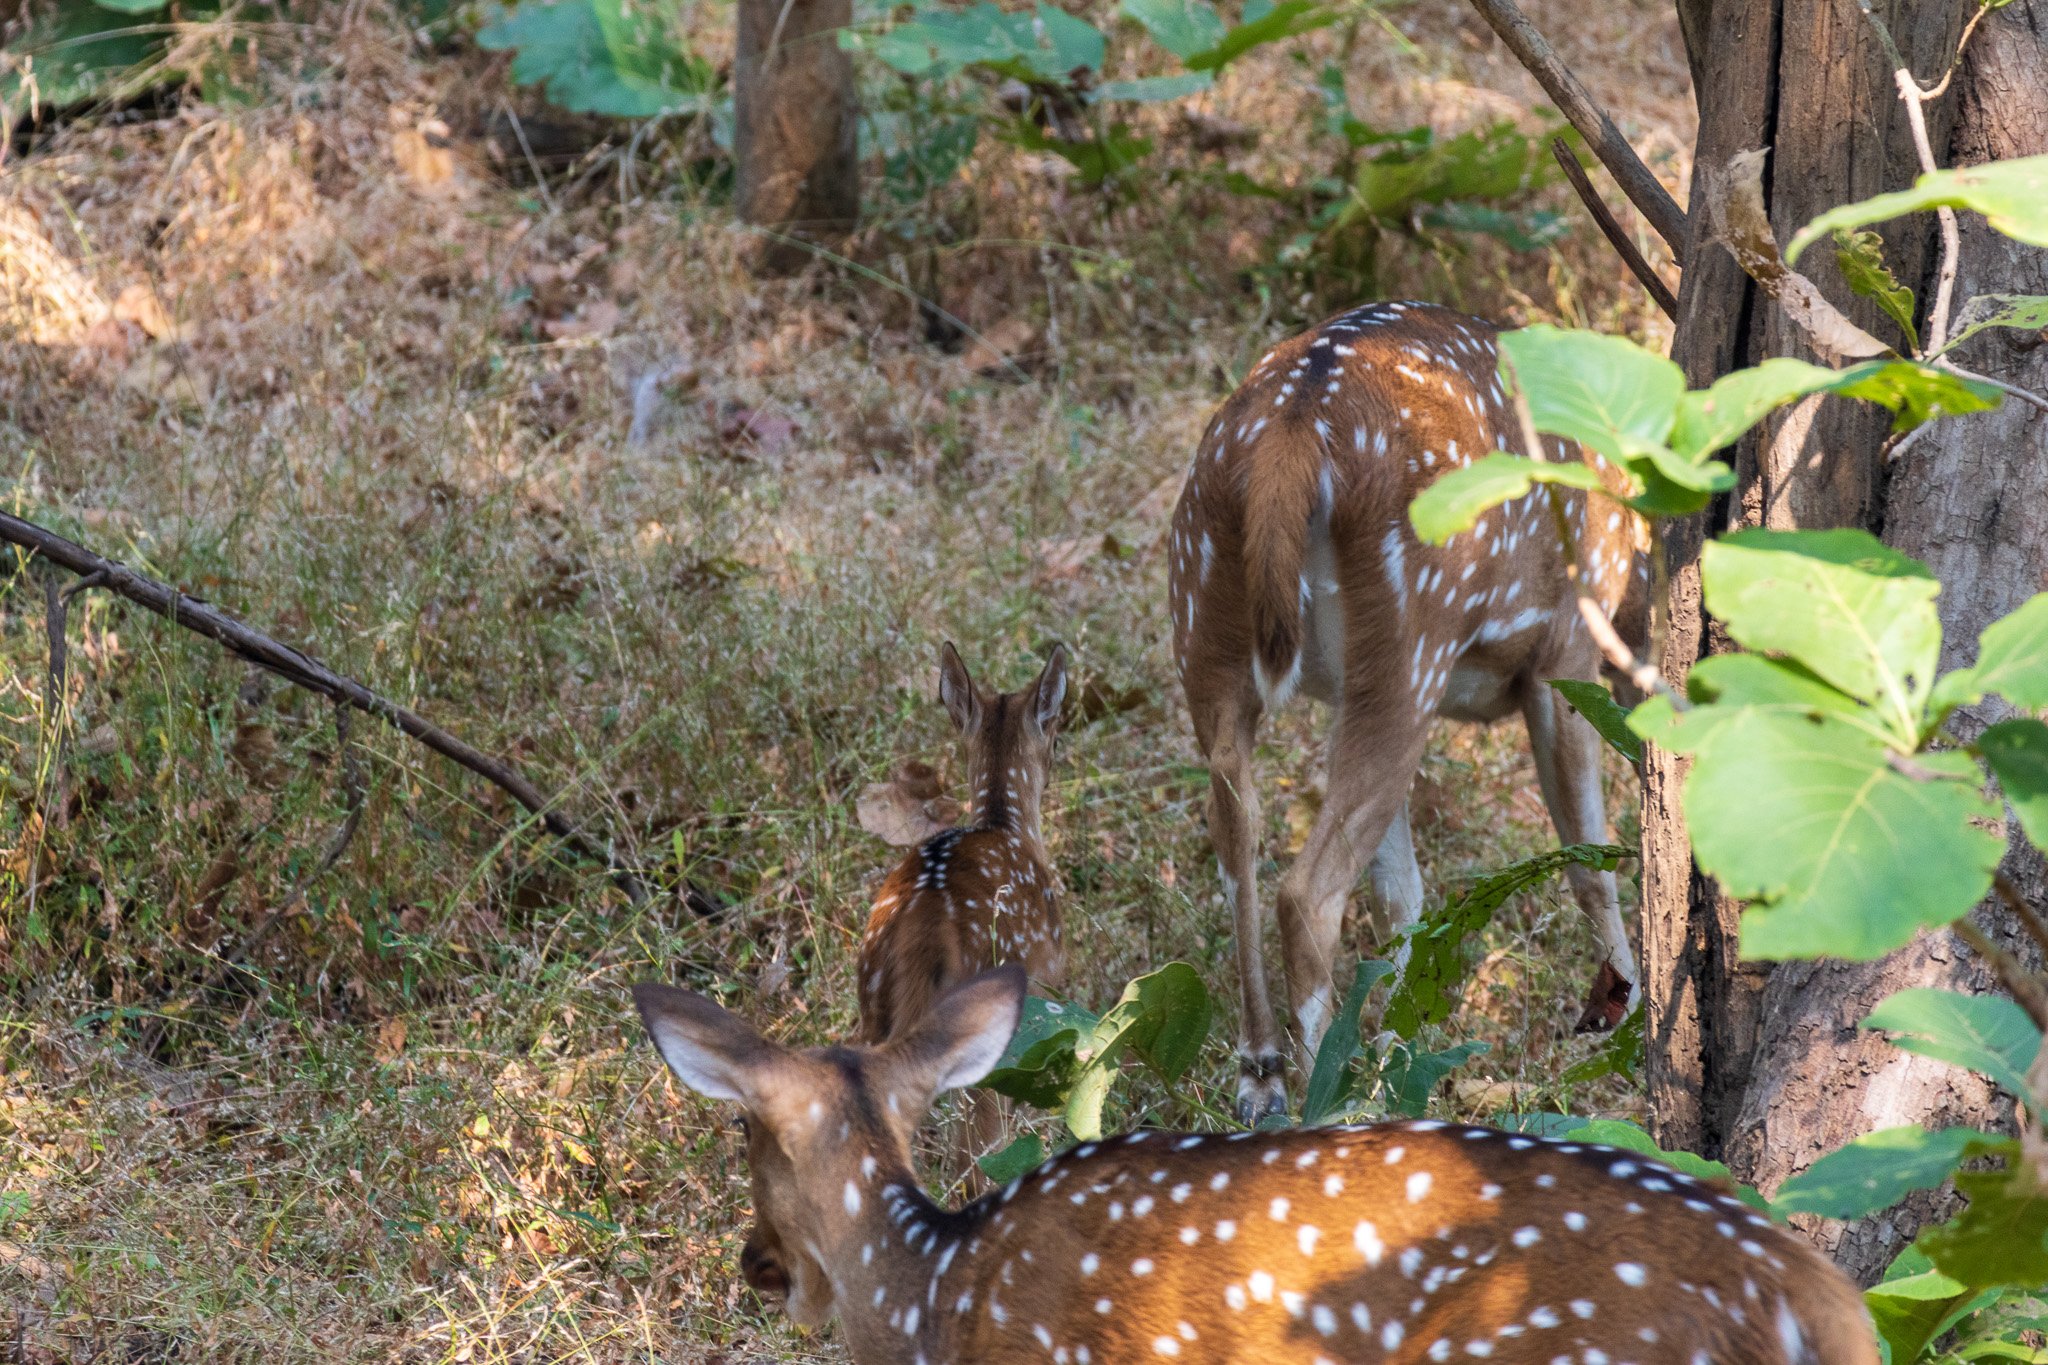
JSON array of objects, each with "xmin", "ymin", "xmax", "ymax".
[
  {"xmin": 865, "ymin": 1, "xmax": 1105, "ymax": 83},
  {"xmin": 1035, "ymin": 3, "xmax": 1106, "ymax": 74},
  {"xmin": 1183, "ymin": 0, "xmax": 1335, "ymax": 72},
  {"xmin": 1118, "ymin": 0, "xmax": 1226, "ymax": 60},
  {"xmin": 1418, "ymin": 203, "xmax": 1568, "ymax": 252},
  {"xmin": 1301, "ymin": 960, "xmax": 1395, "ymax": 1125},
  {"xmin": 1555, "ymin": 1118, "xmax": 1772, "ymax": 1213},
  {"xmin": 1384, "ymin": 844, "xmax": 1631, "ymax": 1038},
  {"xmin": 1669, "ymin": 707, "xmax": 2002, "ymax": 960},
  {"xmin": 977, "ymin": 995, "xmax": 1096, "ymax": 1109},
  {"xmin": 1866, "ymin": 1248, "xmax": 2001, "ymax": 1365},
  {"xmin": 1406, "ymin": 453, "xmax": 1609, "ymax": 544},
  {"xmin": 1498, "ymin": 325, "xmax": 1685, "ymax": 464},
  {"xmin": 1007, "ymin": 121, "xmax": 1151, "ymax": 186},
  {"xmin": 1917, "ymin": 1147, "xmax": 2048, "ymax": 1290},
  {"xmin": 477, "ymin": 0, "xmax": 716, "ymax": 117},
  {"xmin": 1549, "ymin": 679, "xmax": 1643, "ymax": 764},
  {"xmin": 1701, "ymin": 529, "xmax": 1942, "ymax": 735},
  {"xmin": 1834, "ymin": 230, "xmax": 1921, "ymax": 352},
  {"xmin": 1774, "ymin": 1126, "xmax": 2001, "ymax": 1219},
  {"xmin": 88, "ymin": 0, "xmax": 172, "ymax": 11},
  {"xmin": 1787, "ymin": 155, "xmax": 2048, "ymax": 264},
  {"xmin": 1826, "ymin": 360, "xmax": 2003, "ymax": 432},
  {"xmin": 977, "ymin": 1133, "xmax": 1046, "ymax": 1184},
  {"xmin": 1671, "ymin": 357, "xmax": 1843, "ymax": 459},
  {"xmin": 1065, "ymin": 962, "xmax": 1213, "ymax": 1140},
  {"xmin": 1561, "ymin": 1003, "xmax": 1643, "ymax": 1084},
  {"xmin": 1941, "ymin": 293, "xmax": 2048, "ymax": 356},
  {"xmin": 1862, "ymin": 988, "xmax": 2044, "ymax": 1107},
  {"xmin": 1981, "ymin": 718, "xmax": 2048, "ymax": 851},
  {"xmin": 1936, "ymin": 594, "xmax": 2048, "ymax": 715},
  {"xmin": 1379, "ymin": 1038, "xmax": 1488, "ymax": 1116},
  {"xmin": 1093, "ymin": 71, "xmax": 1214, "ymax": 102}
]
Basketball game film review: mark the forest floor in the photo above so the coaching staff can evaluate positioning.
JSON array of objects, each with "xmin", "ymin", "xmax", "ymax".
[{"xmin": 0, "ymin": 2, "xmax": 1692, "ymax": 1359}]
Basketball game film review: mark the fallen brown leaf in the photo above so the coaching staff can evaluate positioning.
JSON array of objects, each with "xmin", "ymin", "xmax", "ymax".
[{"xmin": 856, "ymin": 760, "xmax": 963, "ymax": 846}]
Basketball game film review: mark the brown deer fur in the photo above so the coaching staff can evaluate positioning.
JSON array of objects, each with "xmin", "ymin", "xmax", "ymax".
[
  {"xmin": 1166, "ymin": 301, "xmax": 1647, "ymax": 1120},
  {"xmin": 857, "ymin": 644, "xmax": 1068, "ymax": 1172},
  {"xmin": 633, "ymin": 966, "xmax": 1879, "ymax": 1365}
]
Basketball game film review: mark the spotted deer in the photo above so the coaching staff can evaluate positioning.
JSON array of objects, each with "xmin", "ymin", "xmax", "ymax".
[
  {"xmin": 1167, "ymin": 300, "xmax": 1649, "ymax": 1121},
  {"xmin": 857, "ymin": 643, "xmax": 1069, "ymax": 1176},
  {"xmin": 633, "ymin": 965, "xmax": 1877, "ymax": 1365}
]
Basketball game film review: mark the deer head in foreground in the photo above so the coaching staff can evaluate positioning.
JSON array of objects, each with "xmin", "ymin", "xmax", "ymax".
[
  {"xmin": 1167, "ymin": 300, "xmax": 1650, "ymax": 1121},
  {"xmin": 634, "ymin": 967, "xmax": 1877, "ymax": 1365},
  {"xmin": 856, "ymin": 642, "xmax": 1069, "ymax": 1178}
]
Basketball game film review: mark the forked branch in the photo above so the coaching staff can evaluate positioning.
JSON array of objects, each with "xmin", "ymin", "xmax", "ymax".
[
  {"xmin": 3, "ymin": 510, "xmax": 662, "ymax": 907},
  {"xmin": 1464, "ymin": 0, "xmax": 1690, "ymax": 263}
]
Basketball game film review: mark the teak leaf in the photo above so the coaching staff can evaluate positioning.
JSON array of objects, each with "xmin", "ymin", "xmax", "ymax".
[
  {"xmin": 1862, "ymin": 988, "xmax": 2044, "ymax": 1108},
  {"xmin": 1773, "ymin": 1125, "xmax": 1999, "ymax": 1220},
  {"xmin": 1934, "ymin": 593, "xmax": 2048, "ymax": 716},
  {"xmin": 1980, "ymin": 718, "xmax": 2048, "ymax": 851},
  {"xmin": 1786, "ymin": 154, "xmax": 2048, "ymax": 263},
  {"xmin": 1498, "ymin": 326, "xmax": 1684, "ymax": 465},
  {"xmin": 1548, "ymin": 679, "xmax": 1643, "ymax": 764},
  {"xmin": 1406, "ymin": 453, "xmax": 1607, "ymax": 544}
]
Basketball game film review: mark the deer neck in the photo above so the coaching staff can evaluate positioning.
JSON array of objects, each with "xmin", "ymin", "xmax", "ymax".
[
  {"xmin": 824, "ymin": 1167, "xmax": 993, "ymax": 1364},
  {"xmin": 967, "ymin": 768, "xmax": 1043, "ymax": 850}
]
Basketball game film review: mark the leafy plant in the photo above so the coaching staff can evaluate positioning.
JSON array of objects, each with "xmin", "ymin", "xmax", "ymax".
[{"xmin": 477, "ymin": 0, "xmax": 719, "ymax": 118}]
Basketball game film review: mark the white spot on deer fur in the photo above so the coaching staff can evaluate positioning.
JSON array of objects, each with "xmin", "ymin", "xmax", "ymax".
[
  {"xmin": 1199, "ymin": 533, "xmax": 1214, "ymax": 583},
  {"xmin": 1210, "ymin": 1171, "xmax": 1230, "ymax": 1191},
  {"xmin": 1298, "ymin": 1225, "xmax": 1321, "ymax": 1254},
  {"xmin": 1563, "ymin": 1211, "xmax": 1587, "ymax": 1231},
  {"xmin": 1479, "ymin": 1183, "xmax": 1502, "ymax": 1200},
  {"xmin": 1216, "ymin": 1220, "xmax": 1237, "ymax": 1242},
  {"xmin": 1132, "ymin": 1258, "xmax": 1154, "ymax": 1276},
  {"xmin": 1382, "ymin": 1322, "xmax": 1405, "ymax": 1350},
  {"xmin": 1249, "ymin": 1271, "xmax": 1276, "ymax": 1303},
  {"xmin": 1513, "ymin": 1227, "xmax": 1541, "ymax": 1248},
  {"xmin": 1528, "ymin": 1306, "xmax": 1560, "ymax": 1328},
  {"xmin": 1571, "ymin": 1299, "xmax": 1597, "ymax": 1318},
  {"xmin": 1616, "ymin": 1262, "xmax": 1648, "ymax": 1286},
  {"xmin": 844, "ymin": 1183, "xmax": 862, "ymax": 1214},
  {"xmin": 1080, "ymin": 1253, "xmax": 1099, "ymax": 1275},
  {"xmin": 1407, "ymin": 1172, "xmax": 1433, "ymax": 1202}
]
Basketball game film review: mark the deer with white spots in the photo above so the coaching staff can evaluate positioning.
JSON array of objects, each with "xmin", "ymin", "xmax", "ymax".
[
  {"xmin": 633, "ymin": 965, "xmax": 1878, "ymax": 1365},
  {"xmin": 856, "ymin": 643, "xmax": 1069, "ymax": 1177},
  {"xmin": 1166, "ymin": 300, "xmax": 1649, "ymax": 1122}
]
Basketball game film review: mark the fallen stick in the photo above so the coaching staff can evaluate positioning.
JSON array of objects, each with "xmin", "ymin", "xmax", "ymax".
[
  {"xmin": 1466, "ymin": 0, "xmax": 1689, "ymax": 264},
  {"xmin": 3, "ymin": 509, "xmax": 680, "ymax": 908},
  {"xmin": 1551, "ymin": 138, "xmax": 1679, "ymax": 320}
]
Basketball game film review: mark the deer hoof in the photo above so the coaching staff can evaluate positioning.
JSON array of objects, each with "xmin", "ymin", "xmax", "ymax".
[{"xmin": 1234, "ymin": 1052, "xmax": 1288, "ymax": 1125}]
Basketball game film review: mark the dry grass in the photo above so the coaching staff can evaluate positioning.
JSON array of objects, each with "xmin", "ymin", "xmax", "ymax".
[{"xmin": 1, "ymin": 3, "xmax": 1690, "ymax": 1359}]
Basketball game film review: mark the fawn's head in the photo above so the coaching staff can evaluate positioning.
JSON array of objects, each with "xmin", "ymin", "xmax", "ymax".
[
  {"xmin": 632, "ymin": 967, "xmax": 1025, "ymax": 1326},
  {"xmin": 937, "ymin": 642, "xmax": 1069, "ymax": 833}
]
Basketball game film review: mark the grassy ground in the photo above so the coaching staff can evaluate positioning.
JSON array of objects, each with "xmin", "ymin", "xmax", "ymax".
[{"xmin": 2, "ymin": 4, "xmax": 1690, "ymax": 1359}]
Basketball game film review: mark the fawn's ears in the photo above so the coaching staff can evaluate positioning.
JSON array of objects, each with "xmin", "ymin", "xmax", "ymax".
[
  {"xmin": 1031, "ymin": 643, "xmax": 1070, "ymax": 735},
  {"xmin": 881, "ymin": 965, "xmax": 1026, "ymax": 1106},
  {"xmin": 938, "ymin": 641, "xmax": 982, "ymax": 734},
  {"xmin": 633, "ymin": 982, "xmax": 786, "ymax": 1106}
]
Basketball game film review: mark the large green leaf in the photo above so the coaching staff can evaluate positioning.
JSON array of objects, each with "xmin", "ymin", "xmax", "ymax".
[
  {"xmin": 1917, "ymin": 1148, "xmax": 2048, "ymax": 1291},
  {"xmin": 977, "ymin": 995, "xmax": 1097, "ymax": 1109},
  {"xmin": 1981, "ymin": 718, "xmax": 2048, "ymax": 851},
  {"xmin": 1094, "ymin": 71, "xmax": 1214, "ymax": 102},
  {"xmin": 1117, "ymin": 0, "xmax": 1226, "ymax": 60},
  {"xmin": 1670, "ymin": 357, "xmax": 1844, "ymax": 459},
  {"xmin": 1549, "ymin": 679, "xmax": 1643, "ymax": 764},
  {"xmin": 1182, "ymin": 0, "xmax": 1335, "ymax": 72},
  {"xmin": 1556, "ymin": 1118, "xmax": 1771, "ymax": 1213},
  {"xmin": 1862, "ymin": 989, "xmax": 2043, "ymax": 1107},
  {"xmin": 1498, "ymin": 326, "xmax": 1685, "ymax": 465},
  {"xmin": 1774, "ymin": 1125, "xmax": 2000, "ymax": 1220},
  {"xmin": 1065, "ymin": 962, "xmax": 1212, "ymax": 1140},
  {"xmin": 1935, "ymin": 594, "xmax": 2048, "ymax": 716},
  {"xmin": 1941, "ymin": 293, "xmax": 2048, "ymax": 357},
  {"xmin": 1787, "ymin": 155, "xmax": 2048, "ymax": 264},
  {"xmin": 863, "ymin": 1, "xmax": 1105, "ymax": 83},
  {"xmin": 1007, "ymin": 122, "xmax": 1151, "ymax": 186},
  {"xmin": 1301, "ymin": 960, "xmax": 1394, "ymax": 1125},
  {"xmin": 1405, "ymin": 453, "xmax": 1608, "ymax": 544},
  {"xmin": 1834, "ymin": 229, "xmax": 1920, "ymax": 352},
  {"xmin": 478, "ymin": 0, "xmax": 716, "ymax": 117},
  {"xmin": 1384, "ymin": 844, "xmax": 1630, "ymax": 1038},
  {"xmin": 1660, "ymin": 706, "xmax": 2002, "ymax": 960},
  {"xmin": 1379, "ymin": 1038, "xmax": 1488, "ymax": 1117},
  {"xmin": 1827, "ymin": 360, "xmax": 2003, "ymax": 432},
  {"xmin": 1701, "ymin": 529, "xmax": 1942, "ymax": 738},
  {"xmin": 977, "ymin": 1133, "xmax": 1046, "ymax": 1183},
  {"xmin": 1865, "ymin": 1248, "xmax": 2002, "ymax": 1365}
]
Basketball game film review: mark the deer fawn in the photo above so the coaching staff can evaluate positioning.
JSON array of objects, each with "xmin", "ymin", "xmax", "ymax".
[
  {"xmin": 1168, "ymin": 301, "xmax": 1648, "ymax": 1120},
  {"xmin": 856, "ymin": 642, "xmax": 1068, "ymax": 1175},
  {"xmin": 633, "ymin": 965, "xmax": 1877, "ymax": 1365}
]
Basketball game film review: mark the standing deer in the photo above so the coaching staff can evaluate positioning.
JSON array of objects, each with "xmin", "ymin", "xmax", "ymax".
[
  {"xmin": 856, "ymin": 642, "xmax": 1068, "ymax": 1175},
  {"xmin": 633, "ymin": 965, "xmax": 1878, "ymax": 1365},
  {"xmin": 1168, "ymin": 300, "xmax": 1647, "ymax": 1121}
]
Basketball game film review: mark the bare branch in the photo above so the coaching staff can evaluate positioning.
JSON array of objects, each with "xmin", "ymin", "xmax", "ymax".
[
  {"xmin": 1464, "ymin": 0, "xmax": 1690, "ymax": 264},
  {"xmin": 2, "ymin": 510, "xmax": 662, "ymax": 907},
  {"xmin": 1706, "ymin": 150, "xmax": 1893, "ymax": 363},
  {"xmin": 1550, "ymin": 138, "xmax": 1678, "ymax": 320}
]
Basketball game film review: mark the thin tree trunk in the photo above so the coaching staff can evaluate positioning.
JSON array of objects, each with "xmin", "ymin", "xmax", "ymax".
[
  {"xmin": 1651, "ymin": 0, "xmax": 2046, "ymax": 1284},
  {"xmin": 734, "ymin": 0, "xmax": 859, "ymax": 274}
]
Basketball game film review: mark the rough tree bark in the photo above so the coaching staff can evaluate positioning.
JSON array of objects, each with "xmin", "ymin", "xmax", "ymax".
[
  {"xmin": 1648, "ymin": 0, "xmax": 2048, "ymax": 1283},
  {"xmin": 734, "ymin": 0, "xmax": 860, "ymax": 275}
]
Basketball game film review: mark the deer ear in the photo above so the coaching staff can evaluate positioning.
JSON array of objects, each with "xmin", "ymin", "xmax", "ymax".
[
  {"xmin": 887, "ymin": 965, "xmax": 1026, "ymax": 1098},
  {"xmin": 938, "ymin": 642, "xmax": 980, "ymax": 734},
  {"xmin": 1032, "ymin": 644, "xmax": 1070, "ymax": 734},
  {"xmin": 633, "ymin": 982, "xmax": 782, "ymax": 1104}
]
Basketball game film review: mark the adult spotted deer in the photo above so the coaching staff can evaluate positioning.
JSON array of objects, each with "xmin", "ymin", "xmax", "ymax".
[
  {"xmin": 633, "ymin": 965, "xmax": 1877, "ymax": 1365},
  {"xmin": 856, "ymin": 643, "xmax": 1068, "ymax": 1174},
  {"xmin": 1167, "ymin": 300, "xmax": 1647, "ymax": 1120}
]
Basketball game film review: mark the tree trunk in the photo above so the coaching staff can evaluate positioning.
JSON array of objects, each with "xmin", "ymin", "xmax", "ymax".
[
  {"xmin": 1649, "ymin": 0, "xmax": 2048, "ymax": 1284},
  {"xmin": 734, "ymin": 0, "xmax": 859, "ymax": 274}
]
